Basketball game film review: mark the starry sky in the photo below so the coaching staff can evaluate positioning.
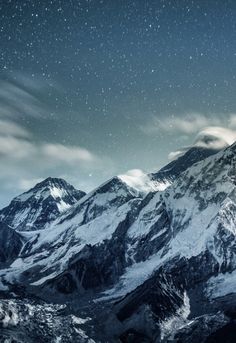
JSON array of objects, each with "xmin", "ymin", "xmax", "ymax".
[{"xmin": 1, "ymin": 0, "xmax": 236, "ymax": 206}]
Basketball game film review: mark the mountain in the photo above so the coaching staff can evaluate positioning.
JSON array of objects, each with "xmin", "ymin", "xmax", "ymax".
[
  {"xmin": 149, "ymin": 128, "xmax": 231, "ymax": 184},
  {"xmin": 0, "ymin": 143, "xmax": 236, "ymax": 342},
  {"xmin": 105, "ymin": 142, "xmax": 236, "ymax": 341},
  {"xmin": 0, "ymin": 177, "xmax": 86, "ymax": 231},
  {"xmin": 149, "ymin": 145, "xmax": 220, "ymax": 184},
  {"xmin": 0, "ymin": 176, "xmax": 142, "ymax": 291},
  {"xmin": 0, "ymin": 222, "xmax": 23, "ymax": 267}
]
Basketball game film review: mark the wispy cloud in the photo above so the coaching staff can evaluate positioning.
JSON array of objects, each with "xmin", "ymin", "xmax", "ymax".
[
  {"xmin": 168, "ymin": 126, "xmax": 236, "ymax": 160},
  {"xmin": 0, "ymin": 81, "xmax": 42, "ymax": 118},
  {"xmin": 0, "ymin": 73, "xmax": 117, "ymax": 207},
  {"xmin": 0, "ymin": 74, "xmax": 105, "ymax": 204},
  {"xmin": 0, "ymin": 118, "xmax": 99, "ymax": 166},
  {"xmin": 0, "ymin": 124, "xmax": 104, "ymax": 205},
  {"xmin": 119, "ymin": 169, "xmax": 156, "ymax": 193},
  {"xmin": 0, "ymin": 73, "xmax": 59, "ymax": 119},
  {"xmin": 17, "ymin": 178, "xmax": 44, "ymax": 191},
  {"xmin": 0, "ymin": 119, "xmax": 31, "ymax": 138},
  {"xmin": 141, "ymin": 113, "xmax": 221, "ymax": 135},
  {"xmin": 0, "ymin": 135, "xmax": 36, "ymax": 159},
  {"xmin": 141, "ymin": 112, "xmax": 236, "ymax": 136},
  {"xmin": 42, "ymin": 143, "xmax": 97, "ymax": 164}
]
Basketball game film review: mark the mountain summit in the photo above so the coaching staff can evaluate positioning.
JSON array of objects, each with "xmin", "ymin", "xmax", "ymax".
[{"xmin": 0, "ymin": 177, "xmax": 85, "ymax": 231}]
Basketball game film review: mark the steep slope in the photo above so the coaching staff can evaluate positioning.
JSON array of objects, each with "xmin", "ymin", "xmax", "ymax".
[
  {"xmin": 0, "ymin": 222, "xmax": 23, "ymax": 267},
  {"xmin": 2, "ymin": 143, "xmax": 234, "ymax": 293},
  {"xmin": 0, "ymin": 177, "xmax": 86, "ymax": 231},
  {"xmin": 101, "ymin": 143, "xmax": 236, "ymax": 341},
  {"xmin": 150, "ymin": 146, "xmax": 219, "ymax": 184},
  {"xmin": 150, "ymin": 128, "xmax": 228, "ymax": 184},
  {"xmin": 0, "ymin": 176, "xmax": 143, "ymax": 291},
  {"xmin": 1, "ymin": 142, "xmax": 236, "ymax": 342}
]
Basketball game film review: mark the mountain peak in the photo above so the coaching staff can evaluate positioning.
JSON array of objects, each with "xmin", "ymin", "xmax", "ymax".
[
  {"xmin": 150, "ymin": 145, "xmax": 221, "ymax": 183},
  {"xmin": 34, "ymin": 177, "xmax": 72, "ymax": 189},
  {"xmin": 89, "ymin": 175, "xmax": 144, "ymax": 199},
  {"xmin": 0, "ymin": 177, "xmax": 85, "ymax": 231}
]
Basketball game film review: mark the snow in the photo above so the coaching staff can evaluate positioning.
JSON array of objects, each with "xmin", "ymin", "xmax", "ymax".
[
  {"xmin": 16, "ymin": 191, "xmax": 34, "ymax": 202},
  {"xmin": 72, "ymin": 315, "xmax": 91, "ymax": 325},
  {"xmin": 57, "ymin": 200, "xmax": 71, "ymax": 212},
  {"xmin": 0, "ymin": 301, "xmax": 19, "ymax": 327},
  {"xmin": 0, "ymin": 280, "xmax": 8, "ymax": 291},
  {"xmin": 98, "ymin": 248, "xmax": 165, "ymax": 301},
  {"xmin": 50, "ymin": 186, "xmax": 67, "ymax": 199},
  {"xmin": 156, "ymin": 180, "xmax": 171, "ymax": 191},
  {"xmin": 119, "ymin": 169, "xmax": 160, "ymax": 193},
  {"xmin": 0, "ymin": 299, "xmax": 95, "ymax": 342},
  {"xmin": 207, "ymin": 270, "xmax": 236, "ymax": 299},
  {"xmin": 1, "ymin": 143, "xmax": 236, "ymax": 304},
  {"xmin": 128, "ymin": 192, "xmax": 162, "ymax": 238},
  {"xmin": 160, "ymin": 291, "xmax": 191, "ymax": 340},
  {"xmin": 150, "ymin": 227, "xmax": 168, "ymax": 241},
  {"xmin": 0, "ymin": 178, "xmax": 84, "ymax": 232},
  {"xmin": 99, "ymin": 147, "xmax": 236, "ymax": 300},
  {"xmin": 31, "ymin": 271, "xmax": 59, "ymax": 286},
  {"xmin": 1, "ymin": 178, "xmax": 141, "ymax": 286}
]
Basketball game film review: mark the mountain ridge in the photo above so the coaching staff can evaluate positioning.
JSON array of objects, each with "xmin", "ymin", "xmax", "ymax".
[
  {"xmin": 0, "ymin": 142, "xmax": 236, "ymax": 342},
  {"xmin": 0, "ymin": 177, "xmax": 86, "ymax": 231}
]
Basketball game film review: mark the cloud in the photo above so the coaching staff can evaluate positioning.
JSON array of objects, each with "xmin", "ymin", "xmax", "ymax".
[
  {"xmin": 142, "ymin": 112, "xmax": 236, "ymax": 161},
  {"xmin": 168, "ymin": 149, "xmax": 188, "ymax": 160},
  {"xmin": 0, "ymin": 80, "xmax": 43, "ymax": 118},
  {"xmin": 0, "ymin": 134, "xmax": 98, "ymax": 166},
  {"xmin": 119, "ymin": 169, "xmax": 156, "ymax": 193},
  {"xmin": 0, "ymin": 73, "xmax": 116, "ymax": 207},
  {"xmin": 228, "ymin": 114, "xmax": 236, "ymax": 128},
  {"xmin": 195, "ymin": 127, "xmax": 236, "ymax": 148},
  {"xmin": 18, "ymin": 178, "xmax": 44, "ymax": 191},
  {"xmin": 41, "ymin": 143, "xmax": 96, "ymax": 164},
  {"xmin": 168, "ymin": 126, "xmax": 236, "ymax": 161},
  {"xmin": 0, "ymin": 73, "xmax": 60, "ymax": 119},
  {"xmin": 0, "ymin": 136, "xmax": 36, "ymax": 159},
  {"xmin": 0, "ymin": 117, "xmax": 102, "ymax": 205},
  {"xmin": 141, "ymin": 113, "xmax": 220, "ymax": 135},
  {"xmin": 0, "ymin": 119, "xmax": 31, "ymax": 138}
]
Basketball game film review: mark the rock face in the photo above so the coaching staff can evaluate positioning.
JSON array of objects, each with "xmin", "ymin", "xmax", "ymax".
[
  {"xmin": 0, "ymin": 144, "xmax": 236, "ymax": 342},
  {"xmin": 0, "ymin": 222, "xmax": 23, "ymax": 266},
  {"xmin": 149, "ymin": 146, "xmax": 219, "ymax": 183},
  {"xmin": 0, "ymin": 177, "xmax": 85, "ymax": 231}
]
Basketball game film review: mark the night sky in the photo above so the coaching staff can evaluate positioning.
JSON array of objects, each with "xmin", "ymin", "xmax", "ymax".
[{"xmin": 1, "ymin": 0, "xmax": 236, "ymax": 206}]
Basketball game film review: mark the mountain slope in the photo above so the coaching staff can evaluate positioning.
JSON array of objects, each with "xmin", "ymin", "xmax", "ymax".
[
  {"xmin": 101, "ymin": 143, "xmax": 236, "ymax": 341},
  {"xmin": 0, "ymin": 176, "xmax": 143, "ymax": 291},
  {"xmin": 150, "ymin": 146, "xmax": 219, "ymax": 184},
  {"xmin": 0, "ymin": 143, "xmax": 236, "ymax": 342},
  {"xmin": 150, "ymin": 128, "xmax": 229, "ymax": 184},
  {"xmin": 0, "ymin": 222, "xmax": 23, "ymax": 267},
  {"xmin": 0, "ymin": 177, "xmax": 85, "ymax": 231}
]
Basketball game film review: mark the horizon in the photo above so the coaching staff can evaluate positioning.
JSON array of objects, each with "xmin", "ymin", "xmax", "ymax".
[{"xmin": 0, "ymin": 130, "xmax": 233, "ymax": 209}]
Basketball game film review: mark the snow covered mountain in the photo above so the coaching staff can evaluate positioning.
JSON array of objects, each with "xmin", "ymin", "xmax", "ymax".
[
  {"xmin": 0, "ymin": 177, "xmax": 86, "ymax": 231},
  {"xmin": 0, "ymin": 143, "xmax": 236, "ymax": 342},
  {"xmin": 149, "ymin": 145, "xmax": 219, "ymax": 184},
  {"xmin": 0, "ymin": 176, "xmax": 143, "ymax": 291}
]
